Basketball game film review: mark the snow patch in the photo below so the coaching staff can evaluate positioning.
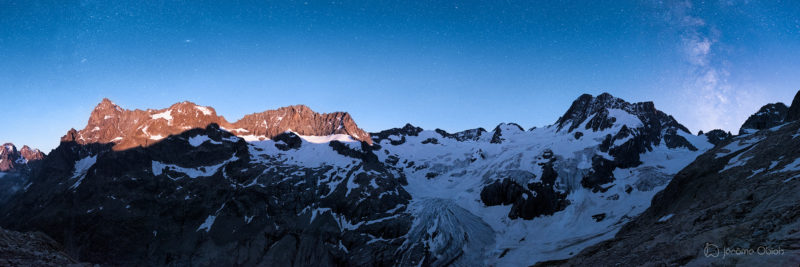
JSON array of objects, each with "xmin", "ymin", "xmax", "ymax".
[
  {"xmin": 70, "ymin": 155, "xmax": 97, "ymax": 189},
  {"xmin": 240, "ymin": 135, "xmax": 266, "ymax": 142},
  {"xmin": 299, "ymin": 134, "xmax": 358, "ymax": 144},
  {"xmin": 195, "ymin": 106, "xmax": 212, "ymax": 115},
  {"xmin": 197, "ymin": 203, "xmax": 226, "ymax": 232},
  {"xmin": 188, "ymin": 135, "xmax": 222, "ymax": 147},
  {"xmin": 657, "ymin": 214, "xmax": 674, "ymax": 223},
  {"xmin": 607, "ymin": 108, "xmax": 643, "ymax": 128},
  {"xmin": 197, "ymin": 215, "xmax": 217, "ymax": 232},
  {"xmin": 721, "ymin": 149, "xmax": 753, "ymax": 172},
  {"xmin": 151, "ymin": 110, "xmax": 173, "ymax": 121},
  {"xmin": 152, "ymin": 156, "xmax": 237, "ymax": 179}
]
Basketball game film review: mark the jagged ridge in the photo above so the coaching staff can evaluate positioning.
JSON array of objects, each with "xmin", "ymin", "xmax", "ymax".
[
  {"xmin": 0, "ymin": 143, "xmax": 44, "ymax": 172},
  {"xmin": 61, "ymin": 99, "xmax": 372, "ymax": 150}
]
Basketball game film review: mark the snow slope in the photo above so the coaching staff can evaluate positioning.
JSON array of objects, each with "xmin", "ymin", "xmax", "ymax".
[
  {"xmin": 227, "ymin": 106, "xmax": 710, "ymax": 265},
  {"xmin": 368, "ymin": 108, "xmax": 711, "ymax": 265}
]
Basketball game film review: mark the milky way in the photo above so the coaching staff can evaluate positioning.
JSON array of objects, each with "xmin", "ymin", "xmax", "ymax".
[{"xmin": 1, "ymin": 1, "xmax": 799, "ymax": 150}]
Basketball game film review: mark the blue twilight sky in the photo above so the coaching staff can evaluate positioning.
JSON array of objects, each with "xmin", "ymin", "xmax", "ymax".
[{"xmin": 2, "ymin": 1, "xmax": 800, "ymax": 152}]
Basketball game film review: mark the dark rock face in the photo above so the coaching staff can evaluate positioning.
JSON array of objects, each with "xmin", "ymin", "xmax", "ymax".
[
  {"xmin": 1, "ymin": 125, "xmax": 414, "ymax": 266},
  {"xmin": 785, "ymin": 90, "xmax": 800, "ymax": 121},
  {"xmin": 328, "ymin": 141, "xmax": 383, "ymax": 169},
  {"xmin": 480, "ymin": 177, "xmax": 568, "ymax": 220},
  {"xmin": 420, "ymin": 138, "xmax": 439, "ymax": 144},
  {"xmin": 546, "ymin": 118, "xmax": 800, "ymax": 266},
  {"xmin": 556, "ymin": 93, "xmax": 691, "ymax": 139},
  {"xmin": 62, "ymin": 99, "xmax": 373, "ymax": 150},
  {"xmin": 0, "ymin": 227, "xmax": 89, "ymax": 266},
  {"xmin": 553, "ymin": 93, "xmax": 697, "ymax": 191},
  {"xmin": 738, "ymin": 102, "xmax": 788, "ymax": 134},
  {"xmin": 480, "ymin": 151, "xmax": 568, "ymax": 220},
  {"xmin": 580, "ymin": 155, "xmax": 616, "ymax": 192},
  {"xmin": 370, "ymin": 123, "xmax": 423, "ymax": 145},
  {"xmin": 481, "ymin": 179, "xmax": 525, "ymax": 206},
  {"xmin": 435, "ymin": 127, "xmax": 487, "ymax": 141},
  {"xmin": 703, "ymin": 129, "xmax": 733, "ymax": 146},
  {"xmin": 736, "ymin": 90, "xmax": 800, "ymax": 135},
  {"xmin": 272, "ymin": 131, "xmax": 302, "ymax": 151}
]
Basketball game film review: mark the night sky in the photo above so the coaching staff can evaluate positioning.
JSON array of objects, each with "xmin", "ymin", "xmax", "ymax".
[{"xmin": 2, "ymin": 1, "xmax": 800, "ymax": 151}]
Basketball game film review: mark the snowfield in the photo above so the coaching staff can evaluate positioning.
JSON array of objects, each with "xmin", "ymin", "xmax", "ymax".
[{"xmin": 233, "ymin": 107, "xmax": 712, "ymax": 265}]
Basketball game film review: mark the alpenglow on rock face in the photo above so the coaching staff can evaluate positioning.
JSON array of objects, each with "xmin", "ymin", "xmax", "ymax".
[
  {"xmin": 61, "ymin": 99, "xmax": 373, "ymax": 150},
  {"xmin": 1, "ymin": 92, "xmax": 718, "ymax": 266},
  {"xmin": 0, "ymin": 143, "xmax": 44, "ymax": 172},
  {"xmin": 0, "ymin": 143, "xmax": 45, "ymax": 206}
]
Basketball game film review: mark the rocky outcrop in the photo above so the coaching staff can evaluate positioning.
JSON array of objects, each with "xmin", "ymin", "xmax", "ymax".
[
  {"xmin": 543, "ymin": 116, "xmax": 800, "ymax": 266},
  {"xmin": 233, "ymin": 104, "xmax": 372, "ymax": 145},
  {"xmin": 785, "ymin": 90, "xmax": 800, "ymax": 122},
  {"xmin": 435, "ymin": 127, "xmax": 487, "ymax": 142},
  {"xmin": 61, "ymin": 99, "xmax": 372, "ymax": 150},
  {"xmin": 480, "ymin": 171, "xmax": 567, "ymax": 220},
  {"xmin": 704, "ymin": 129, "xmax": 733, "ymax": 146},
  {"xmin": 738, "ymin": 103, "xmax": 788, "ymax": 134},
  {"xmin": 479, "ymin": 149, "xmax": 569, "ymax": 220},
  {"xmin": 370, "ymin": 123, "xmax": 423, "ymax": 145},
  {"xmin": 737, "ymin": 90, "xmax": 800, "ymax": 136},
  {"xmin": 272, "ymin": 131, "xmax": 302, "ymax": 151},
  {"xmin": 0, "ymin": 227, "xmax": 89, "ymax": 266},
  {"xmin": 0, "ymin": 143, "xmax": 44, "ymax": 172}
]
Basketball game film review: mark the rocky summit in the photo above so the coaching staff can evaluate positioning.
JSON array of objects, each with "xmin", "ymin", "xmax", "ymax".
[
  {"xmin": 0, "ymin": 143, "xmax": 44, "ymax": 172},
  {"xmin": 0, "ymin": 143, "xmax": 45, "ymax": 206},
  {"xmin": 61, "ymin": 99, "xmax": 372, "ymax": 150},
  {"xmin": 542, "ymin": 101, "xmax": 800, "ymax": 266},
  {"xmin": 739, "ymin": 90, "xmax": 800, "ymax": 135},
  {"xmin": 1, "ymin": 92, "xmax": 799, "ymax": 266},
  {"xmin": 739, "ymin": 103, "xmax": 788, "ymax": 135}
]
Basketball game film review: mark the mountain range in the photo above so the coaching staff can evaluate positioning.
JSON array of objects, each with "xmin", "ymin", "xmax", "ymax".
[{"xmin": 0, "ymin": 92, "xmax": 798, "ymax": 266}]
